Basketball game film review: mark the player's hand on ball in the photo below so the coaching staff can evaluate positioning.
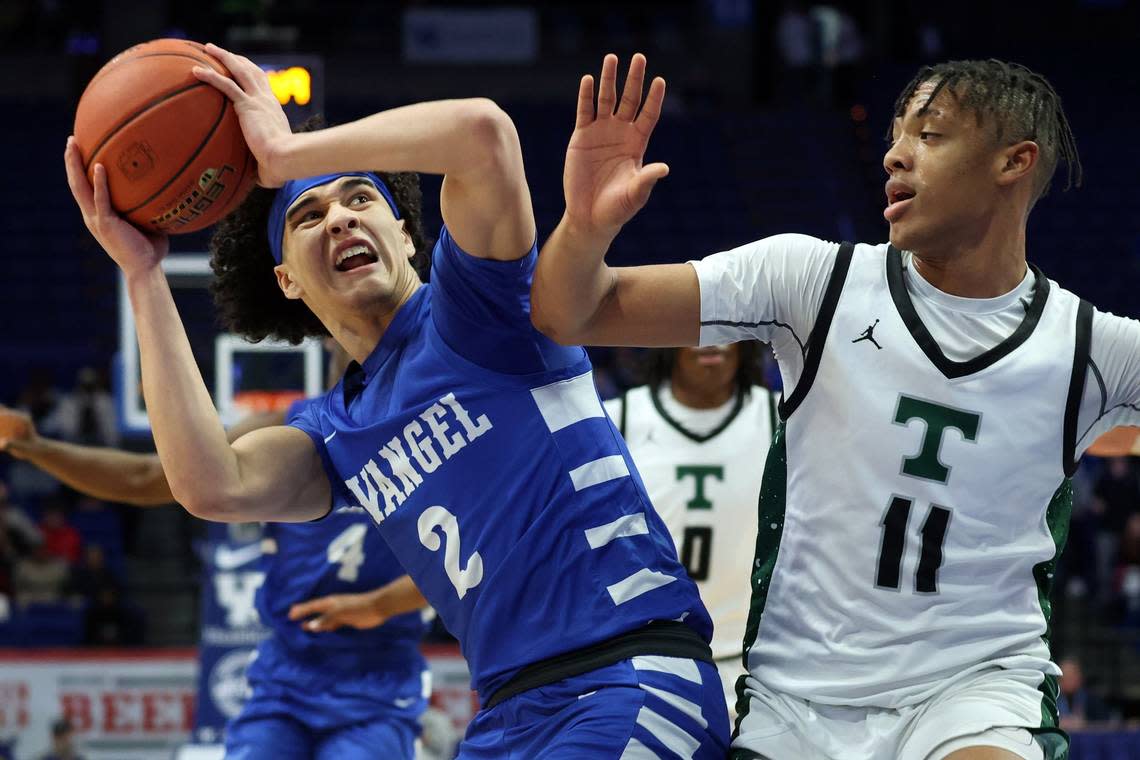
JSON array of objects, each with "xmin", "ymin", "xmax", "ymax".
[
  {"xmin": 288, "ymin": 591, "xmax": 388, "ymax": 633},
  {"xmin": 192, "ymin": 43, "xmax": 293, "ymax": 188},
  {"xmin": 0, "ymin": 405, "xmax": 36, "ymax": 459},
  {"xmin": 563, "ymin": 53, "xmax": 669, "ymax": 240},
  {"xmin": 65, "ymin": 137, "xmax": 169, "ymax": 276}
]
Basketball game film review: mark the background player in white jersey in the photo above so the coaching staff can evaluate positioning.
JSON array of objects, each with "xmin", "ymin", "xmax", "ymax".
[
  {"xmin": 604, "ymin": 342, "xmax": 776, "ymax": 717},
  {"xmin": 532, "ymin": 55, "xmax": 1140, "ymax": 760}
]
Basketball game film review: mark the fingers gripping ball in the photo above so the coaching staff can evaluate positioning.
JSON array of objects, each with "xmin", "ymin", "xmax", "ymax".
[{"xmin": 73, "ymin": 39, "xmax": 256, "ymax": 234}]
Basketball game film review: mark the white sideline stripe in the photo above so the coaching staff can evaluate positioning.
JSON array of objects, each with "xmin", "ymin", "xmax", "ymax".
[
  {"xmin": 606, "ymin": 569, "xmax": 677, "ymax": 606},
  {"xmin": 632, "ymin": 656, "xmax": 702, "ymax": 685},
  {"xmin": 636, "ymin": 706, "xmax": 700, "ymax": 759},
  {"xmin": 619, "ymin": 737, "xmax": 654, "ymax": 758},
  {"xmin": 639, "ymin": 684, "xmax": 708, "ymax": 730},
  {"xmin": 530, "ymin": 371, "xmax": 604, "ymax": 432},
  {"xmin": 569, "ymin": 455, "xmax": 630, "ymax": 491},
  {"xmin": 584, "ymin": 513, "xmax": 649, "ymax": 549}
]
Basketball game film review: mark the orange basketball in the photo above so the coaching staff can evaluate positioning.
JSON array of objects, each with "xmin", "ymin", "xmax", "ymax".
[{"xmin": 73, "ymin": 38, "xmax": 256, "ymax": 234}]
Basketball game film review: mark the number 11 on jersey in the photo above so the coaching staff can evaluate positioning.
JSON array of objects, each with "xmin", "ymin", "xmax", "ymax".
[{"xmin": 875, "ymin": 497, "xmax": 951, "ymax": 594}]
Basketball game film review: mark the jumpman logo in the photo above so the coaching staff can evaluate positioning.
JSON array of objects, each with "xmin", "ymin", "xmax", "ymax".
[{"xmin": 852, "ymin": 319, "xmax": 883, "ymax": 350}]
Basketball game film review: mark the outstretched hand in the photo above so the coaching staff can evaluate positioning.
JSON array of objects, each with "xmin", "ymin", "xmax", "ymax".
[
  {"xmin": 0, "ymin": 405, "xmax": 37, "ymax": 460},
  {"xmin": 563, "ymin": 53, "xmax": 668, "ymax": 239},
  {"xmin": 288, "ymin": 590, "xmax": 387, "ymax": 633},
  {"xmin": 64, "ymin": 137, "xmax": 169, "ymax": 277},
  {"xmin": 192, "ymin": 43, "xmax": 294, "ymax": 188}
]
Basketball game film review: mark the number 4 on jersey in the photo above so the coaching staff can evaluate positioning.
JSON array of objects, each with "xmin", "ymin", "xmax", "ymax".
[{"xmin": 327, "ymin": 523, "xmax": 368, "ymax": 582}]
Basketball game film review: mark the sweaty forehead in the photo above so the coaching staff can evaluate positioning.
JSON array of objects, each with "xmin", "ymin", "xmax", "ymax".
[{"xmin": 904, "ymin": 80, "xmax": 960, "ymax": 120}]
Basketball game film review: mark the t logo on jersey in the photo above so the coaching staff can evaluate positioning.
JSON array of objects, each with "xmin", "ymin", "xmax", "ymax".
[
  {"xmin": 892, "ymin": 395, "xmax": 981, "ymax": 484},
  {"xmin": 675, "ymin": 465, "xmax": 724, "ymax": 510}
]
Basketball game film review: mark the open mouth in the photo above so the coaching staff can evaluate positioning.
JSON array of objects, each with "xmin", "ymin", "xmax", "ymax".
[
  {"xmin": 884, "ymin": 186, "xmax": 916, "ymax": 222},
  {"xmin": 888, "ymin": 188, "xmax": 915, "ymax": 205},
  {"xmin": 334, "ymin": 244, "xmax": 379, "ymax": 272}
]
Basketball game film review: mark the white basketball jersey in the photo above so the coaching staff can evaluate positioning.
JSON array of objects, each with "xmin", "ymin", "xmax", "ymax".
[
  {"xmin": 743, "ymin": 243, "xmax": 1090, "ymax": 710},
  {"xmin": 607, "ymin": 385, "xmax": 776, "ymax": 662}
]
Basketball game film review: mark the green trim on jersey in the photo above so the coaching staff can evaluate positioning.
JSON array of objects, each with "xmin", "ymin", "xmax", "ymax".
[
  {"xmin": 733, "ymin": 420, "xmax": 789, "ymax": 733},
  {"xmin": 885, "ymin": 246, "xmax": 1051, "ymax": 380},
  {"xmin": 1028, "ymin": 479, "xmax": 1072, "ymax": 758},
  {"xmin": 648, "ymin": 383, "xmax": 747, "ymax": 443}
]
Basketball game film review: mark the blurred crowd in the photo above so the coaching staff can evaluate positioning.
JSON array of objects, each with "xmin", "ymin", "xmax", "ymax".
[{"xmin": 0, "ymin": 366, "xmax": 143, "ymax": 648}]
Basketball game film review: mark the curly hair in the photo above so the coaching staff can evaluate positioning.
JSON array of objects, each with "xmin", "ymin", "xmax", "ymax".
[{"xmin": 209, "ymin": 118, "xmax": 432, "ymax": 344}]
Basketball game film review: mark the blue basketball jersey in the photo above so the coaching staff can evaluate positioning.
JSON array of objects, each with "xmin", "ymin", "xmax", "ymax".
[
  {"xmin": 290, "ymin": 228, "xmax": 713, "ymax": 702},
  {"xmin": 240, "ymin": 415, "xmax": 430, "ymax": 727}
]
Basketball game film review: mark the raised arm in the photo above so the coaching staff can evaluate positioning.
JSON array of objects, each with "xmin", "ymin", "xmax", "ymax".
[
  {"xmin": 531, "ymin": 53, "xmax": 700, "ymax": 347},
  {"xmin": 194, "ymin": 44, "xmax": 533, "ymax": 261},
  {"xmin": 63, "ymin": 140, "xmax": 328, "ymax": 524},
  {"xmin": 0, "ymin": 405, "xmax": 285, "ymax": 507}
]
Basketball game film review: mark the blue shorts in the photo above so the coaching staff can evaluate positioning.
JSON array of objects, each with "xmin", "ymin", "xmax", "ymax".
[
  {"xmin": 459, "ymin": 656, "xmax": 730, "ymax": 759},
  {"xmin": 224, "ymin": 709, "xmax": 419, "ymax": 760}
]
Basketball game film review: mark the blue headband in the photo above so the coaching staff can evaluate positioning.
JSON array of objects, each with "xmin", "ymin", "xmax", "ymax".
[{"xmin": 267, "ymin": 172, "xmax": 401, "ymax": 265}]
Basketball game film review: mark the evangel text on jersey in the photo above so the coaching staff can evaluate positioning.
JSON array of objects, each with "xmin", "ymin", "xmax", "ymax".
[{"xmin": 343, "ymin": 392, "xmax": 493, "ymax": 522}]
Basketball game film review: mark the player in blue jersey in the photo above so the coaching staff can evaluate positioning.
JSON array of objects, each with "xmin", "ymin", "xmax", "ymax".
[
  {"xmin": 0, "ymin": 372, "xmax": 431, "ymax": 760},
  {"xmin": 62, "ymin": 43, "xmax": 730, "ymax": 758}
]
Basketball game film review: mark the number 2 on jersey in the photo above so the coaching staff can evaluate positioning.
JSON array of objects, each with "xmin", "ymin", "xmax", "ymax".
[
  {"xmin": 875, "ymin": 497, "xmax": 951, "ymax": 593},
  {"xmin": 418, "ymin": 506, "xmax": 484, "ymax": 599}
]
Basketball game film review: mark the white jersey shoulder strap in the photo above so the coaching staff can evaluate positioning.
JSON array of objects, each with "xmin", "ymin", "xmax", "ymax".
[{"xmin": 779, "ymin": 241, "xmax": 855, "ymax": 420}]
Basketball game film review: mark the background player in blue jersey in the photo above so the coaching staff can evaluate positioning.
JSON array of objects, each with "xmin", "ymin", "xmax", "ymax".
[
  {"xmin": 62, "ymin": 42, "xmax": 730, "ymax": 758},
  {"xmin": 0, "ymin": 365, "xmax": 431, "ymax": 760}
]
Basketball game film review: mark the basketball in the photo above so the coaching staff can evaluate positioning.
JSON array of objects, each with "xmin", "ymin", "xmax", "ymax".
[{"xmin": 73, "ymin": 38, "xmax": 256, "ymax": 234}]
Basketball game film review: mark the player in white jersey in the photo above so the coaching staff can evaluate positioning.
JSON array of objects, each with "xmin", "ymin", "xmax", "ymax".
[
  {"xmin": 531, "ymin": 55, "xmax": 1140, "ymax": 760},
  {"xmin": 604, "ymin": 343, "xmax": 775, "ymax": 717}
]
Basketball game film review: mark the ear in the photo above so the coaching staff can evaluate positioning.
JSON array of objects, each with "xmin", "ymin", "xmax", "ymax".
[
  {"xmin": 274, "ymin": 264, "xmax": 304, "ymax": 300},
  {"xmin": 398, "ymin": 219, "xmax": 416, "ymax": 260},
  {"xmin": 996, "ymin": 139, "xmax": 1039, "ymax": 188}
]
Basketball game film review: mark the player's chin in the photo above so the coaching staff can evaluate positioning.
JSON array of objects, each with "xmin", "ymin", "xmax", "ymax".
[
  {"xmin": 343, "ymin": 271, "xmax": 399, "ymax": 304},
  {"xmin": 887, "ymin": 220, "xmax": 923, "ymax": 252}
]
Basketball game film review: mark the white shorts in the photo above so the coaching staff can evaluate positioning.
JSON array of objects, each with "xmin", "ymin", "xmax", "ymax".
[{"xmin": 732, "ymin": 667, "xmax": 1066, "ymax": 760}]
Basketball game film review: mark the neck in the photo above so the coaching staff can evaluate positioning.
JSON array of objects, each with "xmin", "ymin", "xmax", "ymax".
[
  {"xmin": 669, "ymin": 375, "xmax": 735, "ymax": 410},
  {"xmin": 326, "ymin": 279, "xmax": 423, "ymax": 365},
  {"xmin": 908, "ymin": 212, "xmax": 1028, "ymax": 298}
]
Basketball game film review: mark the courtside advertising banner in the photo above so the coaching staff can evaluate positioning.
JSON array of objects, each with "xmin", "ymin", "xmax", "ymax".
[{"xmin": 0, "ymin": 650, "xmax": 196, "ymax": 760}]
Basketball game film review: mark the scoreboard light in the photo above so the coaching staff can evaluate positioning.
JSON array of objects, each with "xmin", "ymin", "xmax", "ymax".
[
  {"xmin": 266, "ymin": 66, "xmax": 312, "ymax": 106},
  {"xmin": 253, "ymin": 55, "xmax": 324, "ymax": 127}
]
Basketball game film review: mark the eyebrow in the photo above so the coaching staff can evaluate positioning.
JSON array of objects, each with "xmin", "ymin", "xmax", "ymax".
[
  {"xmin": 891, "ymin": 104, "xmax": 949, "ymax": 135},
  {"xmin": 285, "ymin": 178, "xmax": 378, "ymax": 224},
  {"xmin": 915, "ymin": 105, "xmax": 946, "ymax": 119}
]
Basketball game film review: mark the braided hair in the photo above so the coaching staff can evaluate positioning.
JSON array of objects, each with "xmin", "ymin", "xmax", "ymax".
[{"xmin": 891, "ymin": 59, "xmax": 1082, "ymax": 206}]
